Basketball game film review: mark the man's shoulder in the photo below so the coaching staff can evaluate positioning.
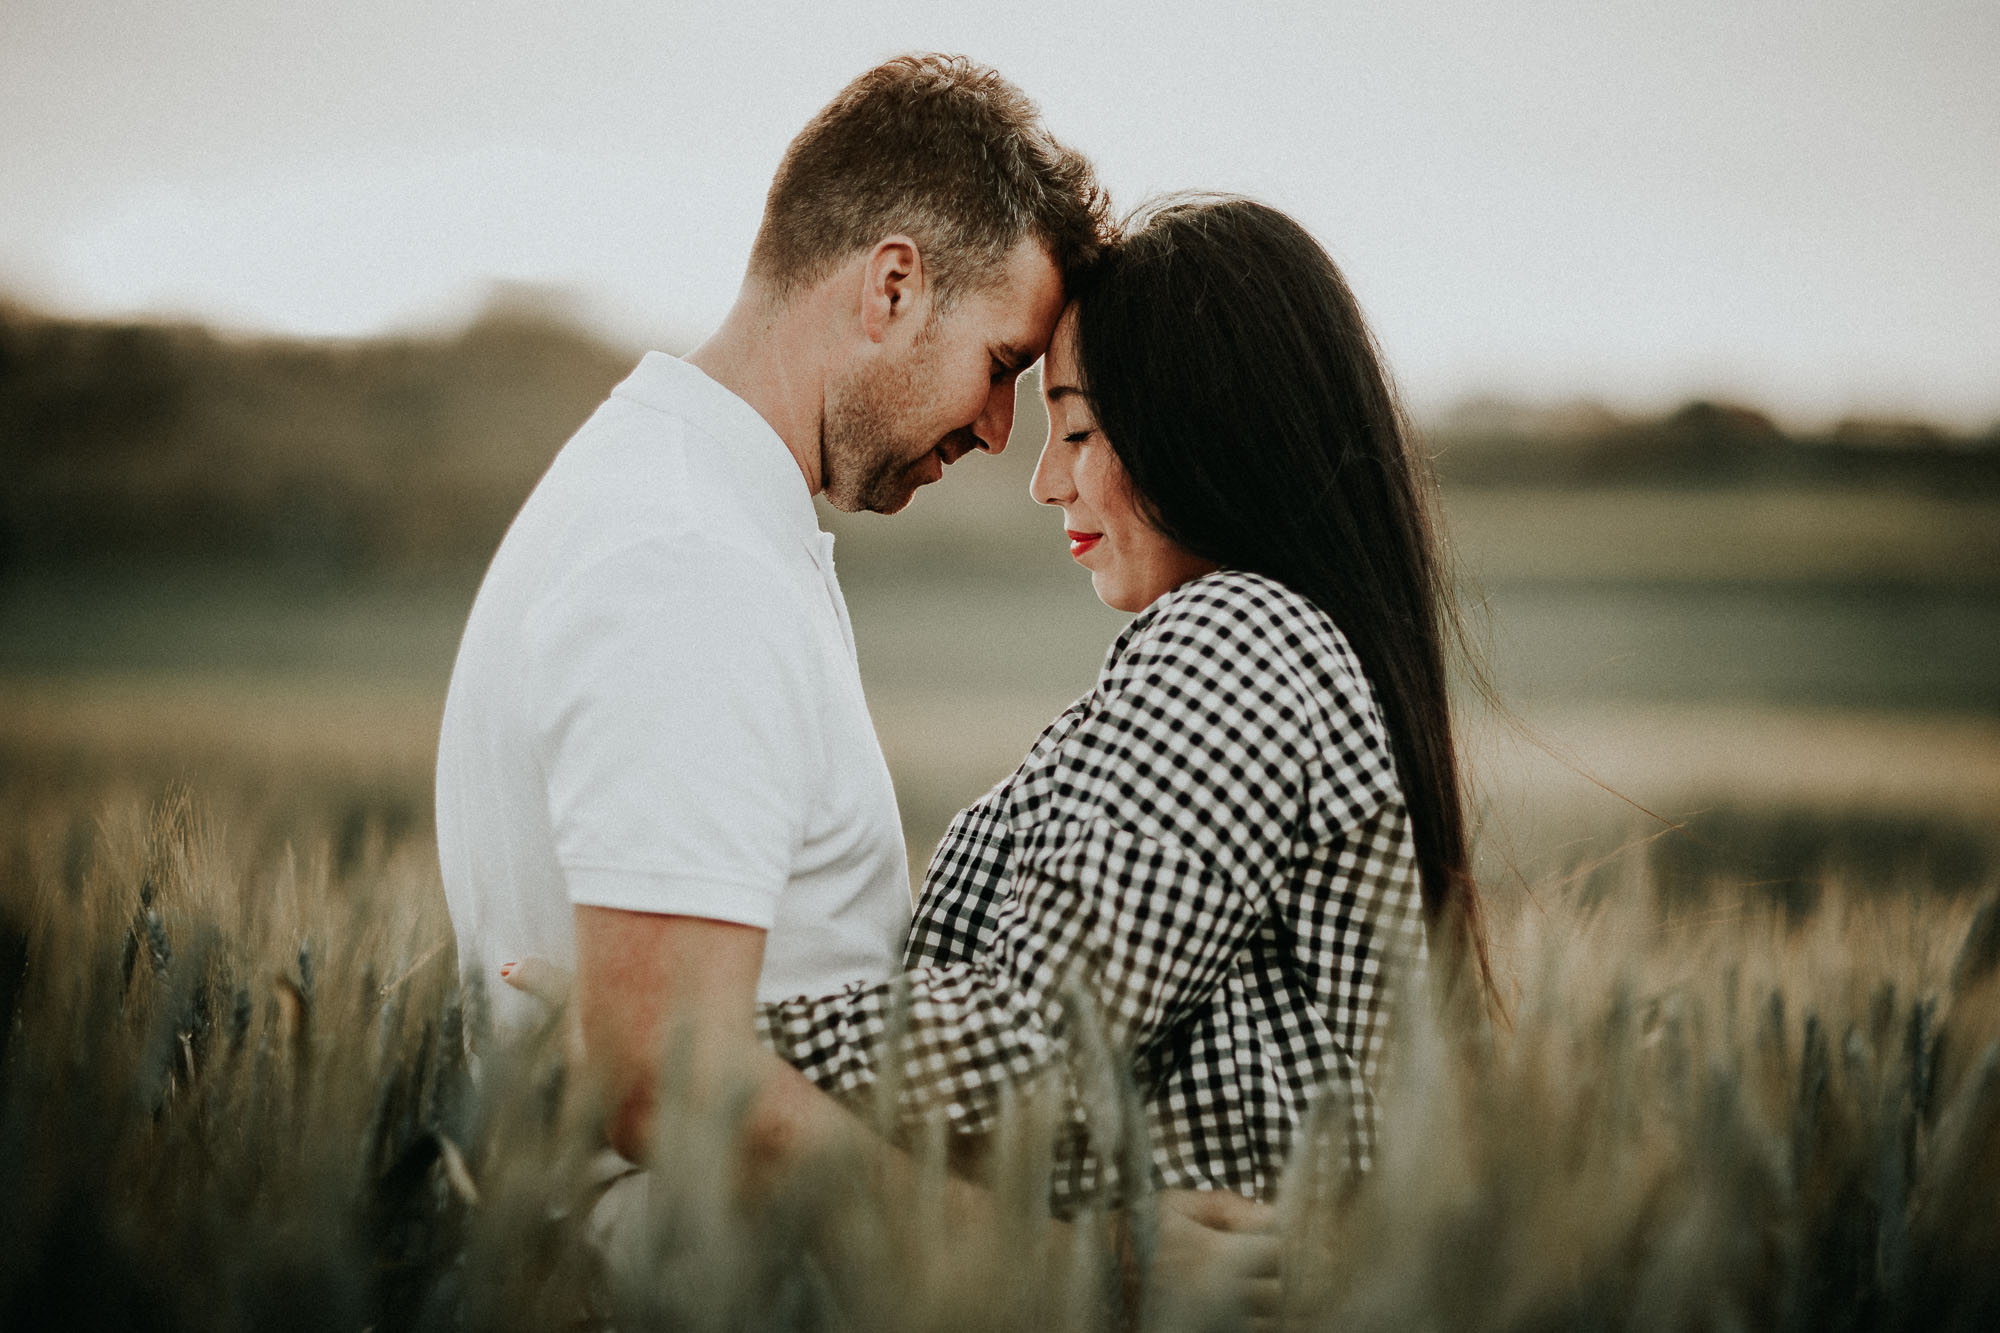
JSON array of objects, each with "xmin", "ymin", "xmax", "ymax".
[
  {"xmin": 511, "ymin": 413, "xmax": 794, "ymax": 578},
  {"xmin": 603, "ymin": 353, "xmax": 794, "ymax": 476},
  {"xmin": 565, "ymin": 352, "xmax": 819, "ymax": 555},
  {"xmin": 461, "ymin": 351, "xmax": 824, "ymax": 675}
]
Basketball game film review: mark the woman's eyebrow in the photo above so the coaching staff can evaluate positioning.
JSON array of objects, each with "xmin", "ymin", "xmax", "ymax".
[{"xmin": 1045, "ymin": 384, "xmax": 1090, "ymax": 401}]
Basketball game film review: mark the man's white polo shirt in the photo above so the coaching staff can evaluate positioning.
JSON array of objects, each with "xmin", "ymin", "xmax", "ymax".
[{"xmin": 436, "ymin": 351, "xmax": 909, "ymax": 1034}]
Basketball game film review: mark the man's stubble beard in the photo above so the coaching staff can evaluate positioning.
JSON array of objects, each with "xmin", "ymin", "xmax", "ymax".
[{"xmin": 819, "ymin": 335, "xmax": 942, "ymax": 516}]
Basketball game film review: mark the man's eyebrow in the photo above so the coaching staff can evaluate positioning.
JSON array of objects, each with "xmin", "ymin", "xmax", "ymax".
[{"xmin": 995, "ymin": 344, "xmax": 1034, "ymax": 371}]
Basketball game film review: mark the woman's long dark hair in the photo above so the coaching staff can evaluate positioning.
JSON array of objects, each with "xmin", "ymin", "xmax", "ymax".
[{"xmin": 1072, "ymin": 195, "xmax": 1495, "ymax": 1008}]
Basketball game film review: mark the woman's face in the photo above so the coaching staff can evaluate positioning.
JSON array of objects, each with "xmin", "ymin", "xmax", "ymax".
[{"xmin": 1031, "ymin": 308, "xmax": 1217, "ymax": 613}]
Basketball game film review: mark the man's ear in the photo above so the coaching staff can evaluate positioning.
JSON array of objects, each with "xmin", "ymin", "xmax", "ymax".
[{"xmin": 858, "ymin": 235, "xmax": 928, "ymax": 344}]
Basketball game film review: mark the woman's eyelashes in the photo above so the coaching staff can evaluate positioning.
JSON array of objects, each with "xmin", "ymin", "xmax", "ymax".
[{"xmin": 1063, "ymin": 428, "xmax": 1095, "ymax": 444}]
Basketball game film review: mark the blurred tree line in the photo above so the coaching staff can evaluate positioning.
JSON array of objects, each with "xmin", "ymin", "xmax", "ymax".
[
  {"xmin": 0, "ymin": 294, "xmax": 631, "ymax": 577},
  {"xmin": 2, "ymin": 295, "xmax": 1994, "ymax": 578},
  {"xmin": 1433, "ymin": 396, "xmax": 2000, "ymax": 492}
]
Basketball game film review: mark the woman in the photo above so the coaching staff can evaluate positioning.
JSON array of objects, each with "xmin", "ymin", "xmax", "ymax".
[{"xmin": 757, "ymin": 195, "xmax": 1495, "ymax": 1210}]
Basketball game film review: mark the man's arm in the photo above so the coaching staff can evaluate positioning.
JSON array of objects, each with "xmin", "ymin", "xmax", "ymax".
[
  {"xmin": 572, "ymin": 906, "xmax": 950, "ymax": 1197},
  {"xmin": 574, "ymin": 907, "xmax": 765, "ymax": 1163},
  {"xmin": 541, "ymin": 917, "xmax": 1281, "ymax": 1325}
]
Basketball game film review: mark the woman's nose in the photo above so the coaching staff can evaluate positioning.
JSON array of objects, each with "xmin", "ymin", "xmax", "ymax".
[{"xmin": 1030, "ymin": 437, "xmax": 1073, "ymax": 507}]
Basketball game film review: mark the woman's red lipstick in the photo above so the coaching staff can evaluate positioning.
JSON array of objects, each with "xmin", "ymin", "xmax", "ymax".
[{"xmin": 1067, "ymin": 530, "xmax": 1103, "ymax": 558}]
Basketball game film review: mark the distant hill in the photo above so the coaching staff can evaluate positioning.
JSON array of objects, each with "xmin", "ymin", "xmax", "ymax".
[
  {"xmin": 0, "ymin": 295, "xmax": 634, "ymax": 575},
  {"xmin": 2, "ymin": 297, "xmax": 1993, "ymax": 577},
  {"xmin": 1430, "ymin": 395, "xmax": 2000, "ymax": 493}
]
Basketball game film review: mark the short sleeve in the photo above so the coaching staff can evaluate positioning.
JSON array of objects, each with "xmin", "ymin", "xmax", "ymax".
[{"xmin": 524, "ymin": 536, "xmax": 820, "ymax": 927}]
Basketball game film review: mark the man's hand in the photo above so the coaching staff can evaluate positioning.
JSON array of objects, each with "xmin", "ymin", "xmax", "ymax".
[{"xmin": 1151, "ymin": 1188, "xmax": 1282, "ymax": 1331}]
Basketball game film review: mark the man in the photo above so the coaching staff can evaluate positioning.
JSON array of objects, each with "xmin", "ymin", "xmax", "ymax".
[
  {"xmin": 436, "ymin": 53, "xmax": 1102, "ymax": 1171},
  {"xmin": 439, "ymin": 59, "xmax": 1278, "ymax": 1317}
]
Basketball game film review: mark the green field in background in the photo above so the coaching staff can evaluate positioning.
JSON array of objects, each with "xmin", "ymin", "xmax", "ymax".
[{"xmin": 4, "ymin": 480, "xmax": 1996, "ymax": 878}]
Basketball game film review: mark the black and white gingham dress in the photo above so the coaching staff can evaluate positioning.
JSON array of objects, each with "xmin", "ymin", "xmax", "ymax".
[{"xmin": 759, "ymin": 569, "xmax": 1429, "ymax": 1211}]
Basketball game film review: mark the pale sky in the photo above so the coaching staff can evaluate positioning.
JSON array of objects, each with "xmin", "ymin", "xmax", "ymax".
[{"xmin": 4, "ymin": 0, "xmax": 1996, "ymax": 428}]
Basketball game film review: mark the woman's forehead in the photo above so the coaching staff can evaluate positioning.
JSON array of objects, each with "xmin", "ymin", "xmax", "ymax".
[{"xmin": 1043, "ymin": 305, "xmax": 1082, "ymax": 382}]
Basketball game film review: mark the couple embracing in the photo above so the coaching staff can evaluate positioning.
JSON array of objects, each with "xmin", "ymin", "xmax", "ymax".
[{"xmin": 436, "ymin": 52, "xmax": 1495, "ymax": 1283}]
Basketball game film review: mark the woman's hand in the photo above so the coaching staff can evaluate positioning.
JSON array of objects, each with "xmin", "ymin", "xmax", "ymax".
[
  {"xmin": 499, "ymin": 955, "xmax": 572, "ymax": 1006},
  {"xmin": 1151, "ymin": 1188, "xmax": 1282, "ymax": 1331},
  {"xmin": 499, "ymin": 955, "xmax": 585, "ymax": 1069}
]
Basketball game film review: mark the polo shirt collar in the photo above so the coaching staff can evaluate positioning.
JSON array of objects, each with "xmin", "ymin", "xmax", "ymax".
[{"xmin": 613, "ymin": 350, "xmax": 823, "ymax": 552}]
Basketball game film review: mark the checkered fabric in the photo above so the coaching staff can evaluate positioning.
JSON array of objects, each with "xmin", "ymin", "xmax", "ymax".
[{"xmin": 757, "ymin": 569, "xmax": 1429, "ymax": 1211}]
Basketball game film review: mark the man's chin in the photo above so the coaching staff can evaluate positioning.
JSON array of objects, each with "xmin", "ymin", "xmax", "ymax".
[
  {"xmin": 866, "ymin": 492, "xmax": 917, "ymax": 516},
  {"xmin": 823, "ymin": 476, "xmax": 918, "ymax": 517},
  {"xmin": 867, "ymin": 473, "xmax": 928, "ymax": 515},
  {"xmin": 844, "ymin": 455, "xmax": 940, "ymax": 516}
]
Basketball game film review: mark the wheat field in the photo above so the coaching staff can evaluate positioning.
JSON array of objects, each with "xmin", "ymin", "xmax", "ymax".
[{"xmin": 3, "ymin": 724, "xmax": 1997, "ymax": 1331}]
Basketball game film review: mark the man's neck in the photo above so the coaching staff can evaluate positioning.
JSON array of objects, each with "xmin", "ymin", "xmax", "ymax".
[{"xmin": 685, "ymin": 284, "xmax": 828, "ymax": 495}]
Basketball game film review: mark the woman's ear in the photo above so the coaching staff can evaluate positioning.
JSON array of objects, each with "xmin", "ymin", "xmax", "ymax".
[{"xmin": 858, "ymin": 235, "xmax": 928, "ymax": 344}]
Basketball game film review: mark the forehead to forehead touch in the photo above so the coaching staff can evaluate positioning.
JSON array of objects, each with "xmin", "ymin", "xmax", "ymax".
[
  {"xmin": 1039, "ymin": 303, "xmax": 1082, "ymax": 387},
  {"xmin": 969, "ymin": 239, "xmax": 1067, "ymax": 363}
]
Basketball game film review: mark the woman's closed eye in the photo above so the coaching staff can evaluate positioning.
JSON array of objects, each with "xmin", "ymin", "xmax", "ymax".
[{"xmin": 1063, "ymin": 428, "xmax": 1096, "ymax": 445}]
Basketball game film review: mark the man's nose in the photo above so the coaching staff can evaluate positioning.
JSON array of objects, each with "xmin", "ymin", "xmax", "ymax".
[{"xmin": 973, "ymin": 383, "xmax": 1016, "ymax": 453}]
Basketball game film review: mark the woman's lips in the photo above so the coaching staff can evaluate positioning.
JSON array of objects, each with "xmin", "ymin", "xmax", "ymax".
[{"xmin": 1066, "ymin": 530, "xmax": 1103, "ymax": 559}]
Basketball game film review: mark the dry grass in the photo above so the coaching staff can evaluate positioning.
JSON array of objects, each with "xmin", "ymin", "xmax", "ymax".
[{"xmin": 1, "ymin": 747, "xmax": 1997, "ymax": 1330}]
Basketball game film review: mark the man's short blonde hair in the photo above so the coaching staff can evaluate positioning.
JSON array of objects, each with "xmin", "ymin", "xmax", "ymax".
[{"xmin": 748, "ymin": 54, "xmax": 1111, "ymax": 308}]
